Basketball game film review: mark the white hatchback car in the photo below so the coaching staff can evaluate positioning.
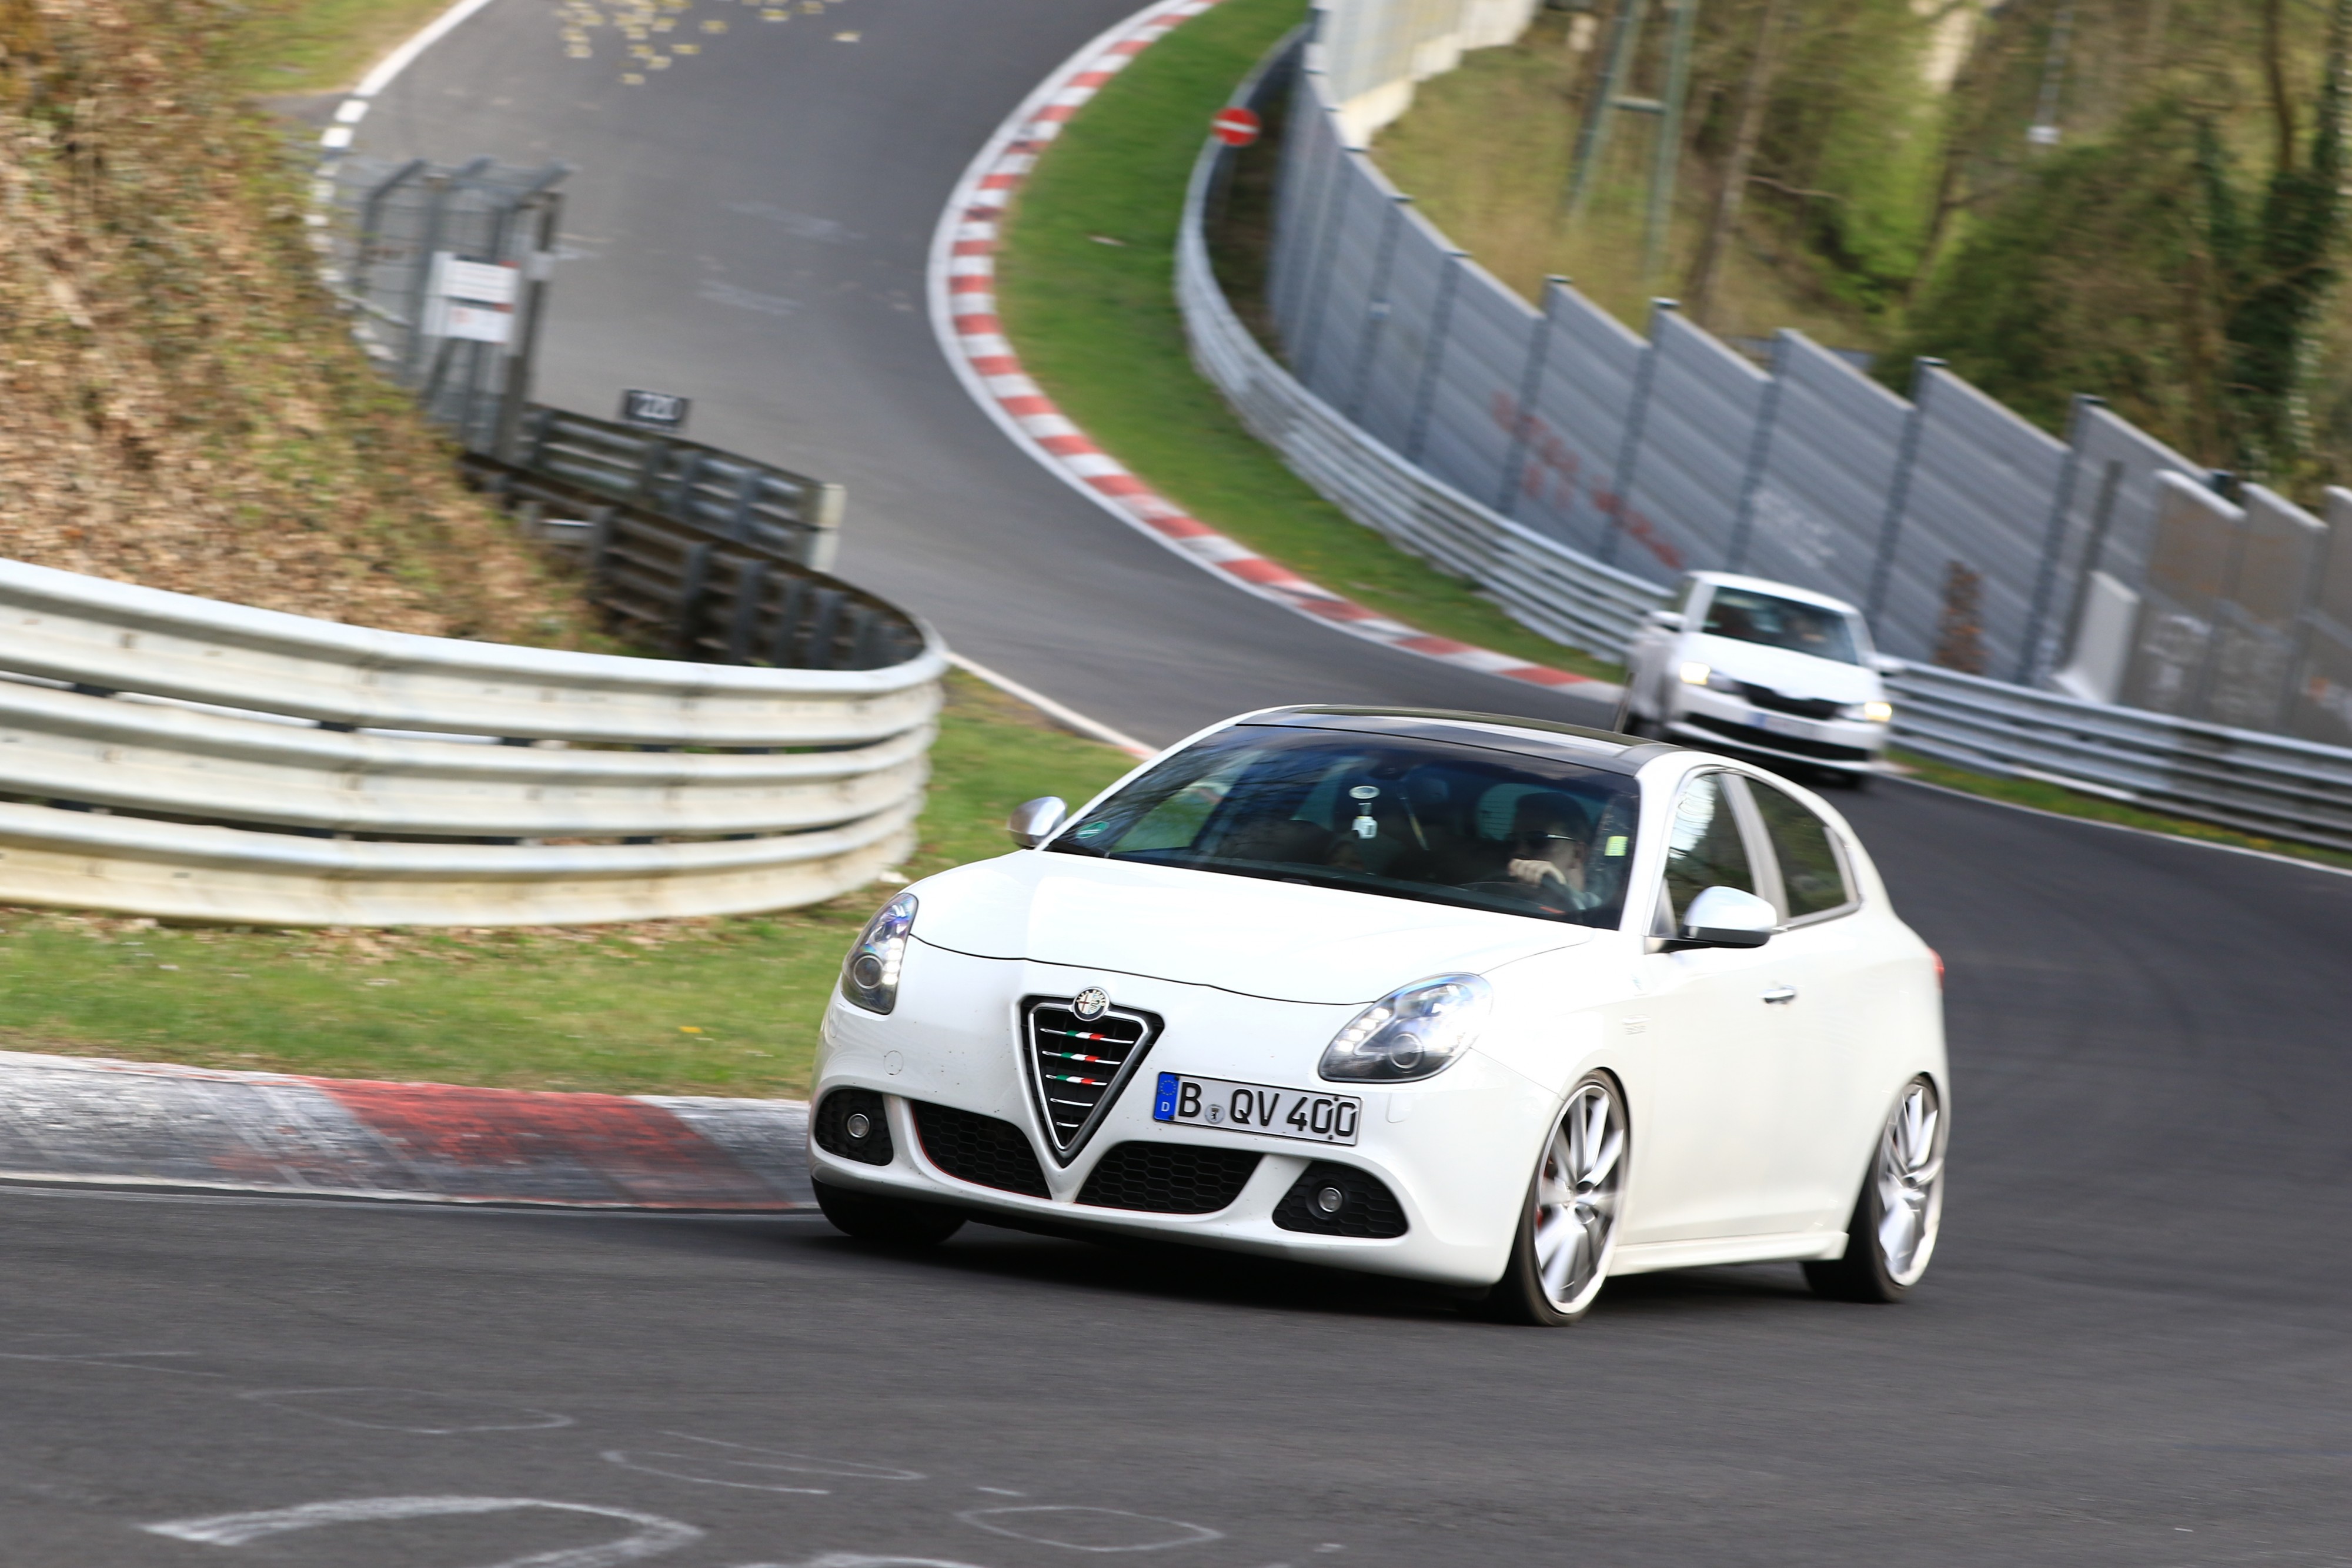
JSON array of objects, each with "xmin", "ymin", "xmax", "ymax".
[
  {"xmin": 1618, "ymin": 572, "xmax": 1900, "ymax": 785},
  {"xmin": 810, "ymin": 707, "xmax": 1946, "ymax": 1325}
]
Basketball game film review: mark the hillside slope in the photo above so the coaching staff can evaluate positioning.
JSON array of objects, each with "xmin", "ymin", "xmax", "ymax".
[{"xmin": 0, "ymin": 0, "xmax": 584, "ymax": 642}]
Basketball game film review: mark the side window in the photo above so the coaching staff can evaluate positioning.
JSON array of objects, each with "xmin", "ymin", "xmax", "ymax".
[
  {"xmin": 1659, "ymin": 773, "xmax": 1755, "ymax": 927},
  {"xmin": 1751, "ymin": 782, "xmax": 1855, "ymax": 919}
]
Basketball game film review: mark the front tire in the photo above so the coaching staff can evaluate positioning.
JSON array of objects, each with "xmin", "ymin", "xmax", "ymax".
[
  {"xmin": 1484, "ymin": 1075, "xmax": 1627, "ymax": 1325},
  {"xmin": 1805, "ymin": 1075, "xmax": 1945, "ymax": 1303},
  {"xmin": 812, "ymin": 1178, "xmax": 966, "ymax": 1248}
]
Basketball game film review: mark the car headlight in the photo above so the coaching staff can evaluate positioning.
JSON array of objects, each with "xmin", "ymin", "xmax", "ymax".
[
  {"xmin": 840, "ymin": 892, "xmax": 916, "ymax": 1014},
  {"xmin": 1319, "ymin": 974, "xmax": 1492, "ymax": 1082},
  {"xmin": 1679, "ymin": 660, "xmax": 1713, "ymax": 686},
  {"xmin": 1845, "ymin": 700, "xmax": 1894, "ymax": 723}
]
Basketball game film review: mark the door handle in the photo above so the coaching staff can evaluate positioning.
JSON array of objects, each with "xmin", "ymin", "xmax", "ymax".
[{"xmin": 1760, "ymin": 984, "xmax": 1798, "ymax": 1005}]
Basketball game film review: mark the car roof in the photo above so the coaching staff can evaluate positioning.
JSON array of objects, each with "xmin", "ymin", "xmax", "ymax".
[
  {"xmin": 1236, "ymin": 706, "xmax": 1685, "ymax": 776},
  {"xmin": 1685, "ymin": 570, "xmax": 1863, "ymax": 617}
]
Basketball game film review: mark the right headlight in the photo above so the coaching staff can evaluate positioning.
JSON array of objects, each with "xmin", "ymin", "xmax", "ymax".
[
  {"xmin": 839, "ymin": 892, "xmax": 916, "ymax": 1015},
  {"xmin": 1319, "ymin": 974, "xmax": 1492, "ymax": 1082}
]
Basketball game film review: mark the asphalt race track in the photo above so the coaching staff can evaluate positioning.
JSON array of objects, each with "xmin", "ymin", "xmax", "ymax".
[{"xmin": 4, "ymin": 2, "xmax": 2347, "ymax": 1563}]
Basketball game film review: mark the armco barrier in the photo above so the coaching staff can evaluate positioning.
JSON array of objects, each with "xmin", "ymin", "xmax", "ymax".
[
  {"xmin": 1889, "ymin": 663, "xmax": 2352, "ymax": 853},
  {"xmin": 0, "ymin": 557, "xmax": 944, "ymax": 926}
]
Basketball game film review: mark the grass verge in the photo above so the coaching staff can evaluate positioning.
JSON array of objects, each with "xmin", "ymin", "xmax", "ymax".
[
  {"xmin": 993, "ymin": 0, "xmax": 1619, "ymax": 682},
  {"xmin": 0, "ymin": 674, "xmax": 1136, "ymax": 1098},
  {"xmin": 1893, "ymin": 750, "xmax": 2352, "ymax": 874},
  {"xmin": 230, "ymin": 0, "xmax": 460, "ymax": 95}
]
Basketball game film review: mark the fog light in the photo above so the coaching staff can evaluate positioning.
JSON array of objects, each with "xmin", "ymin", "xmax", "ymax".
[
  {"xmin": 844, "ymin": 1112, "xmax": 872, "ymax": 1141},
  {"xmin": 1315, "ymin": 1185, "xmax": 1346, "ymax": 1216}
]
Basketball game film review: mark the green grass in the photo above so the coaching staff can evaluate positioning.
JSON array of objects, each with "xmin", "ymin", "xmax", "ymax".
[
  {"xmin": 228, "ymin": 0, "xmax": 462, "ymax": 94},
  {"xmin": 0, "ymin": 675, "xmax": 1135, "ymax": 1098},
  {"xmin": 1893, "ymin": 750, "xmax": 2352, "ymax": 874},
  {"xmin": 993, "ymin": 0, "xmax": 1619, "ymax": 683}
]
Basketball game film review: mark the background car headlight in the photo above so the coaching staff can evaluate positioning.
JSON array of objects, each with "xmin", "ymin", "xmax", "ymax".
[
  {"xmin": 840, "ymin": 892, "xmax": 916, "ymax": 1014},
  {"xmin": 1845, "ymin": 700, "xmax": 1895, "ymax": 723},
  {"xmin": 1319, "ymin": 974, "xmax": 1492, "ymax": 1082}
]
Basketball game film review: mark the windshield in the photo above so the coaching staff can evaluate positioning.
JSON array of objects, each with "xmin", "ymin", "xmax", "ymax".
[
  {"xmin": 1700, "ymin": 586, "xmax": 1863, "ymax": 664},
  {"xmin": 1048, "ymin": 727, "xmax": 1641, "ymax": 928}
]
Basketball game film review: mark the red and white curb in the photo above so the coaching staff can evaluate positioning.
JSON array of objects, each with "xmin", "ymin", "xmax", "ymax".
[
  {"xmin": 925, "ymin": 0, "xmax": 1615, "ymax": 701},
  {"xmin": 0, "ymin": 1051, "xmax": 810, "ymax": 1209}
]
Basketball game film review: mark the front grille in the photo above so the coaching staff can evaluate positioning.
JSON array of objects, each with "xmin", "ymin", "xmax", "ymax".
[
  {"xmin": 1273, "ymin": 1161, "xmax": 1409, "ymax": 1239},
  {"xmin": 910, "ymin": 1101, "xmax": 1050, "ymax": 1196},
  {"xmin": 1021, "ymin": 995, "xmax": 1162, "ymax": 1165},
  {"xmin": 1077, "ymin": 1142, "xmax": 1262, "ymax": 1214},
  {"xmin": 1738, "ymin": 682, "xmax": 1846, "ymax": 721},
  {"xmin": 812, "ymin": 1088, "xmax": 893, "ymax": 1166},
  {"xmin": 1683, "ymin": 713, "xmax": 1872, "ymax": 763}
]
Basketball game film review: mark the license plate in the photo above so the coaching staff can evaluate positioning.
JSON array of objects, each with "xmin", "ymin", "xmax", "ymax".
[
  {"xmin": 1152, "ymin": 1072, "xmax": 1361, "ymax": 1145},
  {"xmin": 1749, "ymin": 710, "xmax": 1803, "ymax": 736}
]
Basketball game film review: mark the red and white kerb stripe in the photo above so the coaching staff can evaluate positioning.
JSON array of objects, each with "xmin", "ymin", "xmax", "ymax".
[{"xmin": 928, "ymin": 0, "xmax": 1606, "ymax": 696}]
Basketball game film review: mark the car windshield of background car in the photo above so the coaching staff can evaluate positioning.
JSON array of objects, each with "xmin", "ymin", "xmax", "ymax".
[
  {"xmin": 1050, "ymin": 728, "xmax": 1642, "ymax": 928},
  {"xmin": 1700, "ymin": 587, "xmax": 1862, "ymax": 664}
]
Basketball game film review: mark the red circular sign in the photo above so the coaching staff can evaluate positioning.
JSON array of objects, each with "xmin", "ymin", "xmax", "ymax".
[{"xmin": 1211, "ymin": 106, "xmax": 1262, "ymax": 147}]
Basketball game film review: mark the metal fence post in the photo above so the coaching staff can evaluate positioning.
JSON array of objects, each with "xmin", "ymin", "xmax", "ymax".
[
  {"xmin": 1402, "ymin": 250, "xmax": 1465, "ymax": 463},
  {"xmin": 1342, "ymin": 195, "xmax": 1411, "ymax": 424},
  {"xmin": 2052, "ymin": 458, "xmax": 2124, "ymax": 673},
  {"xmin": 1495, "ymin": 276, "xmax": 1568, "ymax": 518},
  {"xmin": 2013, "ymin": 393, "xmax": 2102, "ymax": 684},
  {"xmin": 1863, "ymin": 356, "xmax": 1940, "ymax": 625},
  {"xmin": 1724, "ymin": 329, "xmax": 1789, "ymax": 571},
  {"xmin": 1599, "ymin": 298, "xmax": 1676, "ymax": 567}
]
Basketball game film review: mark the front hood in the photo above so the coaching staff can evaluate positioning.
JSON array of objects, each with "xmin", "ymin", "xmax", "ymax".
[
  {"xmin": 1690, "ymin": 634, "xmax": 1880, "ymax": 703},
  {"xmin": 909, "ymin": 852, "xmax": 1592, "ymax": 1005}
]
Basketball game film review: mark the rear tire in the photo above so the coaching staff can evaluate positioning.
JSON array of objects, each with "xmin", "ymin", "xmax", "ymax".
[
  {"xmin": 1482, "ymin": 1074, "xmax": 1627, "ymax": 1326},
  {"xmin": 1804, "ymin": 1075, "xmax": 1945, "ymax": 1303},
  {"xmin": 812, "ymin": 1178, "xmax": 966, "ymax": 1247}
]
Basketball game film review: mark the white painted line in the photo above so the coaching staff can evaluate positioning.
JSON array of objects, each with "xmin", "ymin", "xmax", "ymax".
[
  {"xmin": 353, "ymin": 0, "xmax": 511, "ymax": 98},
  {"xmin": 947, "ymin": 653, "xmax": 1155, "ymax": 758}
]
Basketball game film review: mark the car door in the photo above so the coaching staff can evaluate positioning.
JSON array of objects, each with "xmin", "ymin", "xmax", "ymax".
[
  {"xmin": 1745, "ymin": 778, "xmax": 1879, "ymax": 1230},
  {"xmin": 1618, "ymin": 769, "xmax": 1800, "ymax": 1245}
]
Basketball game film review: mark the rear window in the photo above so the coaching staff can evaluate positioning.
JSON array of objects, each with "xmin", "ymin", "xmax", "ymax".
[
  {"xmin": 1701, "ymin": 586, "xmax": 1862, "ymax": 665},
  {"xmin": 1050, "ymin": 727, "xmax": 1642, "ymax": 928}
]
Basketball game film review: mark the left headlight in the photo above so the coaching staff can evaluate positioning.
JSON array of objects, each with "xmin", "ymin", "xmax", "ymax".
[
  {"xmin": 1319, "ymin": 974, "xmax": 1492, "ymax": 1082},
  {"xmin": 1844, "ymin": 700, "xmax": 1894, "ymax": 723},
  {"xmin": 840, "ymin": 892, "xmax": 917, "ymax": 1015}
]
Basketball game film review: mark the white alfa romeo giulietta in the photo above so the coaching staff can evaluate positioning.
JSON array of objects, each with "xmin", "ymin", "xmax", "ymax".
[{"xmin": 809, "ymin": 706, "xmax": 1946, "ymax": 1325}]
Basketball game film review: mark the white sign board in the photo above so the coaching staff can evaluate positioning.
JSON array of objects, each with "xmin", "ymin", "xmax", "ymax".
[{"xmin": 422, "ymin": 252, "xmax": 519, "ymax": 345}]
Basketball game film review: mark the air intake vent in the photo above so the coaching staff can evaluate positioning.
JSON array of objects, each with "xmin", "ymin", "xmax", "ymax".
[
  {"xmin": 910, "ymin": 1101, "xmax": 1050, "ymax": 1197},
  {"xmin": 1021, "ymin": 995, "xmax": 1162, "ymax": 1165},
  {"xmin": 812, "ymin": 1088, "xmax": 893, "ymax": 1166},
  {"xmin": 1077, "ymin": 1142, "xmax": 1261, "ymax": 1214},
  {"xmin": 1274, "ymin": 1161, "xmax": 1408, "ymax": 1238}
]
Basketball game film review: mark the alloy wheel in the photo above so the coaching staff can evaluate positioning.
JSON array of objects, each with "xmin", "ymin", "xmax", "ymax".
[
  {"xmin": 1532, "ymin": 1081, "xmax": 1625, "ymax": 1314},
  {"xmin": 1875, "ymin": 1078, "xmax": 1944, "ymax": 1286}
]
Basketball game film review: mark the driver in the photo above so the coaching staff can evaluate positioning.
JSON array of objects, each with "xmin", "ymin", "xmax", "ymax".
[{"xmin": 1504, "ymin": 793, "xmax": 1596, "ymax": 907}]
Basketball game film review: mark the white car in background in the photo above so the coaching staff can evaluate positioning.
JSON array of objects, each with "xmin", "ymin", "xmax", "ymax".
[
  {"xmin": 1617, "ymin": 572, "xmax": 1900, "ymax": 786},
  {"xmin": 808, "ymin": 706, "xmax": 1947, "ymax": 1326}
]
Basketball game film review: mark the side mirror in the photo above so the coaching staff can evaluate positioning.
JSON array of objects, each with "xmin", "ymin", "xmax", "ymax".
[
  {"xmin": 1007, "ymin": 796, "xmax": 1068, "ymax": 849},
  {"xmin": 1870, "ymin": 653, "xmax": 1906, "ymax": 676},
  {"xmin": 1648, "ymin": 609, "xmax": 1686, "ymax": 631},
  {"xmin": 1677, "ymin": 885, "xmax": 1776, "ymax": 948}
]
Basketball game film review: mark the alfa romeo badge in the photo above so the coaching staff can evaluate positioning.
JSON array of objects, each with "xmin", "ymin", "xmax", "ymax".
[{"xmin": 1071, "ymin": 987, "xmax": 1110, "ymax": 1021}]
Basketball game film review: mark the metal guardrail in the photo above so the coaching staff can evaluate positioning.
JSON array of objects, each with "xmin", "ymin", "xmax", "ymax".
[
  {"xmin": 1888, "ymin": 664, "xmax": 2352, "ymax": 854},
  {"xmin": 1177, "ymin": 41, "xmax": 1667, "ymax": 664},
  {"xmin": 0, "ymin": 557, "xmax": 945, "ymax": 926}
]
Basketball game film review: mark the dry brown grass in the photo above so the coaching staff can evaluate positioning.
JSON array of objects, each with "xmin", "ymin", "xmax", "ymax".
[{"xmin": 0, "ymin": 0, "xmax": 589, "ymax": 643}]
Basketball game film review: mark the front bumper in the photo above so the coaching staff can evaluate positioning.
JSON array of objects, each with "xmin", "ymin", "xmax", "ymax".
[
  {"xmin": 808, "ymin": 941, "xmax": 1559, "ymax": 1289},
  {"xmin": 1669, "ymin": 687, "xmax": 1887, "ymax": 772}
]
